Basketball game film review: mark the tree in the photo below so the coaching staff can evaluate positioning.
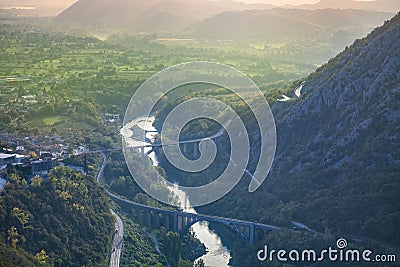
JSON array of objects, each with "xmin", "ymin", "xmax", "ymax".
[
  {"xmin": 165, "ymin": 232, "xmax": 182, "ymax": 260},
  {"xmin": 11, "ymin": 207, "xmax": 30, "ymax": 228},
  {"xmin": 0, "ymin": 114, "xmax": 12, "ymax": 124},
  {"xmin": 7, "ymin": 226, "xmax": 19, "ymax": 248},
  {"xmin": 41, "ymin": 104, "xmax": 55, "ymax": 114},
  {"xmin": 29, "ymin": 151, "xmax": 38, "ymax": 160},
  {"xmin": 177, "ymin": 258, "xmax": 193, "ymax": 267},
  {"xmin": 34, "ymin": 249, "xmax": 48, "ymax": 264},
  {"xmin": 31, "ymin": 176, "xmax": 43, "ymax": 187}
]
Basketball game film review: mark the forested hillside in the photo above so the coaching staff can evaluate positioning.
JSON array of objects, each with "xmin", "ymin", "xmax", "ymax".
[{"xmin": 0, "ymin": 167, "xmax": 114, "ymax": 266}]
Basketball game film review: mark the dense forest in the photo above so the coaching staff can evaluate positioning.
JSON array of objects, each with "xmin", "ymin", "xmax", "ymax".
[{"xmin": 0, "ymin": 167, "xmax": 114, "ymax": 266}]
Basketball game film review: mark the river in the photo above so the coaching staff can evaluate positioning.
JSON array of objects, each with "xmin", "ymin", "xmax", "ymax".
[
  {"xmin": 0, "ymin": 178, "xmax": 6, "ymax": 190},
  {"xmin": 122, "ymin": 117, "xmax": 232, "ymax": 267}
]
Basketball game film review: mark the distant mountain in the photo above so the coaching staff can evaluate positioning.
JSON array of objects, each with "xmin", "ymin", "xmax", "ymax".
[
  {"xmin": 0, "ymin": 0, "xmax": 76, "ymax": 16},
  {"xmin": 297, "ymin": 0, "xmax": 400, "ymax": 12},
  {"xmin": 191, "ymin": 8, "xmax": 394, "ymax": 41},
  {"xmin": 54, "ymin": 0, "xmax": 399, "ymax": 34},
  {"xmin": 2, "ymin": 0, "xmax": 399, "ymax": 18},
  {"xmin": 54, "ymin": 0, "xmax": 275, "ymax": 32}
]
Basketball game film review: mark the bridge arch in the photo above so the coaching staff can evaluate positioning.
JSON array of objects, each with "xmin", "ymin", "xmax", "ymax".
[
  {"xmin": 178, "ymin": 214, "xmax": 255, "ymax": 244},
  {"xmin": 108, "ymin": 191, "xmax": 280, "ymax": 245}
]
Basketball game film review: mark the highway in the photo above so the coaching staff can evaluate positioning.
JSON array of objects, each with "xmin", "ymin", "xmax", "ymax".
[
  {"xmin": 294, "ymin": 81, "xmax": 306, "ymax": 98},
  {"xmin": 95, "ymin": 152, "xmax": 124, "ymax": 267},
  {"xmin": 277, "ymin": 81, "xmax": 306, "ymax": 102},
  {"xmin": 109, "ymin": 209, "xmax": 124, "ymax": 267}
]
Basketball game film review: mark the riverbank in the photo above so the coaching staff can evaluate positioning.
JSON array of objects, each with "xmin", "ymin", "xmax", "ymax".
[{"xmin": 126, "ymin": 116, "xmax": 233, "ymax": 266}]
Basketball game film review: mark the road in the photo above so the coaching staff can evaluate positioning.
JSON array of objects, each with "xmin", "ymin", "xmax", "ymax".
[
  {"xmin": 277, "ymin": 94, "xmax": 292, "ymax": 102},
  {"xmin": 291, "ymin": 221, "xmax": 321, "ymax": 234},
  {"xmin": 109, "ymin": 209, "xmax": 124, "ymax": 267},
  {"xmin": 294, "ymin": 81, "xmax": 306, "ymax": 98},
  {"xmin": 95, "ymin": 152, "xmax": 124, "ymax": 267},
  {"xmin": 276, "ymin": 81, "xmax": 305, "ymax": 102}
]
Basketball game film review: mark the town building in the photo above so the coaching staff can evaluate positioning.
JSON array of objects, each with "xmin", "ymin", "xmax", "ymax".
[
  {"xmin": 0, "ymin": 153, "xmax": 16, "ymax": 167},
  {"xmin": 31, "ymin": 159, "xmax": 58, "ymax": 177}
]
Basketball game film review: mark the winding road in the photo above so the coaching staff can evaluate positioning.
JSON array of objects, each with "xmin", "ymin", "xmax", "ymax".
[
  {"xmin": 294, "ymin": 81, "xmax": 306, "ymax": 98},
  {"xmin": 277, "ymin": 81, "xmax": 306, "ymax": 102},
  {"xmin": 110, "ymin": 209, "xmax": 124, "ymax": 267},
  {"xmin": 95, "ymin": 152, "xmax": 124, "ymax": 267}
]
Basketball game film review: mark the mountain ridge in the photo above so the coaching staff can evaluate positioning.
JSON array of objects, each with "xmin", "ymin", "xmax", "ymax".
[
  {"xmin": 297, "ymin": 0, "xmax": 400, "ymax": 12},
  {"xmin": 54, "ymin": 0, "xmax": 395, "ymax": 41},
  {"xmin": 54, "ymin": 0, "xmax": 275, "ymax": 32},
  {"xmin": 190, "ymin": 8, "xmax": 394, "ymax": 40},
  {"xmin": 196, "ymin": 12, "xmax": 400, "ymax": 252},
  {"xmin": 2, "ymin": 0, "xmax": 398, "ymax": 17}
]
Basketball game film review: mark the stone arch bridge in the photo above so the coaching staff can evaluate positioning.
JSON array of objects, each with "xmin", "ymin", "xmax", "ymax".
[{"xmin": 108, "ymin": 191, "xmax": 280, "ymax": 245}]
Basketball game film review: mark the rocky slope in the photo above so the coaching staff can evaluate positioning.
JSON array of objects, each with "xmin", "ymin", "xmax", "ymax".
[
  {"xmin": 275, "ymin": 12, "xmax": 400, "ymax": 181},
  {"xmin": 199, "ymin": 12, "xmax": 400, "ymax": 248}
]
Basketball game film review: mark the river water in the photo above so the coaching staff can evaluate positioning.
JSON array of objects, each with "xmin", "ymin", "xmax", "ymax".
[
  {"xmin": 122, "ymin": 117, "xmax": 231, "ymax": 267},
  {"xmin": 0, "ymin": 178, "xmax": 6, "ymax": 190}
]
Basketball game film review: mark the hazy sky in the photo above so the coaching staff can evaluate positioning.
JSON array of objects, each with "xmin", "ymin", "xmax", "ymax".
[
  {"xmin": 240, "ymin": 0, "xmax": 374, "ymax": 5},
  {"xmin": 240, "ymin": 0, "xmax": 319, "ymax": 5},
  {"xmin": 5, "ymin": 0, "xmax": 322, "ymax": 9},
  {"xmin": 1, "ymin": 0, "xmax": 377, "ymax": 11},
  {"xmin": 60, "ymin": 0, "xmax": 322, "ymax": 6},
  {"xmin": 61, "ymin": 0, "xmax": 322, "ymax": 5}
]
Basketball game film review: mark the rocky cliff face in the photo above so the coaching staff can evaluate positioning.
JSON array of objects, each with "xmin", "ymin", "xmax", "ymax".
[
  {"xmin": 263, "ymin": 13, "xmax": 400, "ymax": 244},
  {"xmin": 274, "ymin": 12, "xmax": 400, "ymax": 181}
]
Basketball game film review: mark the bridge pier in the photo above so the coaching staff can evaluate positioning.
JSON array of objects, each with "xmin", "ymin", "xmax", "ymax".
[
  {"xmin": 137, "ymin": 209, "xmax": 143, "ymax": 222},
  {"xmin": 177, "ymin": 215, "xmax": 182, "ymax": 232},
  {"xmin": 183, "ymin": 143, "xmax": 188, "ymax": 156},
  {"xmin": 140, "ymin": 147, "xmax": 145, "ymax": 158},
  {"xmin": 249, "ymin": 224, "xmax": 255, "ymax": 244},
  {"xmin": 193, "ymin": 142, "xmax": 199, "ymax": 159},
  {"xmin": 182, "ymin": 216, "xmax": 188, "ymax": 230},
  {"xmin": 144, "ymin": 209, "xmax": 151, "ymax": 226},
  {"xmin": 154, "ymin": 212, "xmax": 160, "ymax": 227},
  {"xmin": 173, "ymin": 212, "xmax": 178, "ymax": 232},
  {"xmin": 163, "ymin": 214, "xmax": 170, "ymax": 230}
]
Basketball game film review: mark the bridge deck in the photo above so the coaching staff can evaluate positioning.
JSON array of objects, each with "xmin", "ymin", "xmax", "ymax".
[{"xmin": 107, "ymin": 191, "xmax": 280, "ymax": 231}]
